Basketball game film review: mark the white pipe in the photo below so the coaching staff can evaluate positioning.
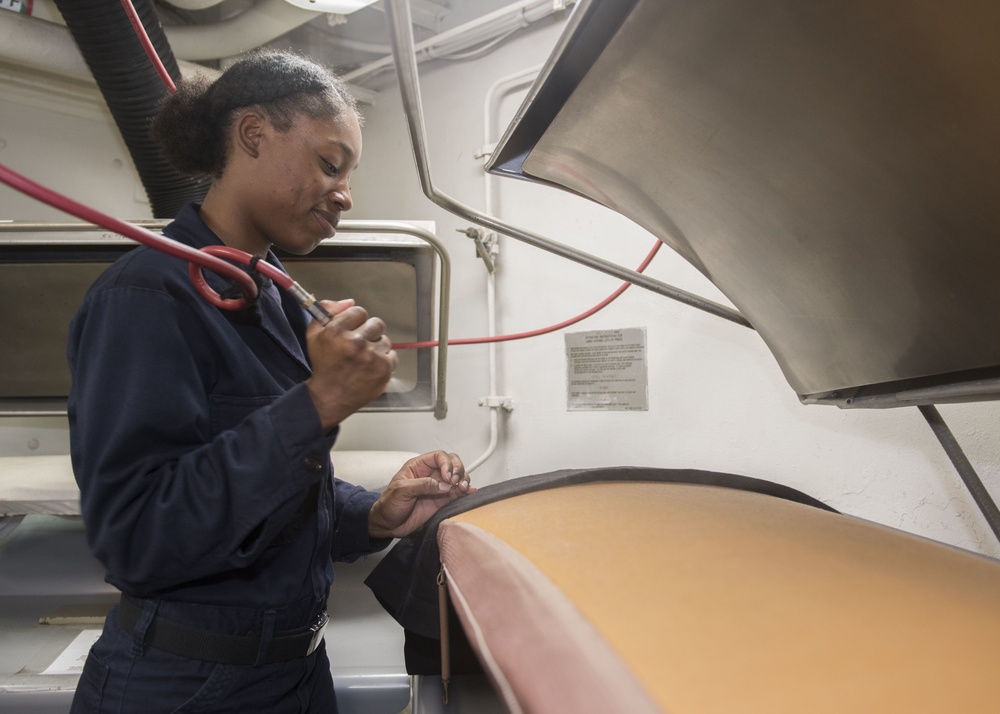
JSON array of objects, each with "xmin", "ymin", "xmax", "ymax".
[
  {"xmin": 0, "ymin": 11, "xmax": 220, "ymax": 84},
  {"xmin": 466, "ymin": 408, "xmax": 498, "ymax": 474},
  {"xmin": 27, "ymin": 0, "xmax": 316, "ymax": 62},
  {"xmin": 0, "ymin": 13, "xmax": 381, "ymax": 114},
  {"xmin": 329, "ymin": 37, "xmax": 392, "ymax": 54},
  {"xmin": 0, "ymin": 11, "xmax": 94, "ymax": 84},
  {"xmin": 160, "ymin": 0, "xmax": 227, "ymax": 9},
  {"xmin": 466, "ymin": 66, "xmax": 539, "ymax": 475},
  {"xmin": 342, "ymin": 0, "xmax": 571, "ymax": 84},
  {"xmin": 163, "ymin": 0, "xmax": 321, "ymax": 62}
]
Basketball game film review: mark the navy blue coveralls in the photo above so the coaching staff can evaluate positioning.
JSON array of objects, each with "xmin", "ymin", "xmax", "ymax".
[{"xmin": 67, "ymin": 203, "xmax": 387, "ymax": 713}]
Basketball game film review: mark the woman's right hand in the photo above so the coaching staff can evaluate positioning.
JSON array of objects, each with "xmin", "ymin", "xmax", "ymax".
[{"xmin": 305, "ymin": 299, "xmax": 398, "ymax": 429}]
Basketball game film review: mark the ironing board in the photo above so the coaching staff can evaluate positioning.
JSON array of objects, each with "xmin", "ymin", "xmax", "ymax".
[{"xmin": 437, "ymin": 482, "xmax": 1000, "ymax": 713}]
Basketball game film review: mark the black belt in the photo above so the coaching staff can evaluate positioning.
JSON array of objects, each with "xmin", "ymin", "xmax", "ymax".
[{"xmin": 117, "ymin": 596, "xmax": 329, "ymax": 665}]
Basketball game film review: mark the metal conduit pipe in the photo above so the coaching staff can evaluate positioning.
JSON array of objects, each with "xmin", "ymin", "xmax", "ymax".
[
  {"xmin": 326, "ymin": 37, "xmax": 392, "ymax": 55},
  {"xmin": 343, "ymin": 0, "xmax": 570, "ymax": 84},
  {"xmin": 382, "ymin": 0, "xmax": 752, "ymax": 328},
  {"xmin": 466, "ymin": 67, "xmax": 541, "ymax": 475},
  {"xmin": 54, "ymin": 0, "xmax": 210, "ymax": 219},
  {"xmin": 338, "ymin": 220, "xmax": 451, "ymax": 420}
]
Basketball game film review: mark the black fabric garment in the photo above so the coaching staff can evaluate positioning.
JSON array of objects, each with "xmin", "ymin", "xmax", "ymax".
[{"xmin": 364, "ymin": 466, "xmax": 836, "ymax": 673}]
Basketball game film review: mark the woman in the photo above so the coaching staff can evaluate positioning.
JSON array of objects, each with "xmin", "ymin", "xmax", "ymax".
[{"xmin": 67, "ymin": 50, "xmax": 472, "ymax": 713}]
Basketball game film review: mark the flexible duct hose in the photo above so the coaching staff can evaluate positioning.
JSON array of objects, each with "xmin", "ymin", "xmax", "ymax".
[{"xmin": 54, "ymin": 0, "xmax": 209, "ymax": 218}]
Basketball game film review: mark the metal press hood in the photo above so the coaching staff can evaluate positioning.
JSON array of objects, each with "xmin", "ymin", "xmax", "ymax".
[{"xmin": 487, "ymin": 0, "xmax": 1000, "ymax": 407}]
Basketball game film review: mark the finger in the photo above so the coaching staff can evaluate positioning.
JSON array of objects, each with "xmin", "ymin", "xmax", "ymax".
[
  {"xmin": 448, "ymin": 453, "xmax": 470, "ymax": 490},
  {"xmin": 377, "ymin": 352, "xmax": 396, "ymax": 387},
  {"xmin": 430, "ymin": 450, "xmax": 456, "ymax": 483},
  {"xmin": 356, "ymin": 316, "xmax": 387, "ymax": 342},
  {"xmin": 305, "ymin": 300, "xmax": 355, "ymax": 333},
  {"xmin": 400, "ymin": 476, "xmax": 455, "ymax": 495},
  {"xmin": 329, "ymin": 305, "xmax": 369, "ymax": 332},
  {"xmin": 397, "ymin": 452, "xmax": 442, "ymax": 480},
  {"xmin": 448, "ymin": 453, "xmax": 466, "ymax": 479},
  {"xmin": 317, "ymin": 298, "xmax": 355, "ymax": 316}
]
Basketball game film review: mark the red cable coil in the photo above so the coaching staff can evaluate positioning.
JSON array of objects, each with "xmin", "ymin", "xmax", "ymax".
[{"xmin": 0, "ymin": 163, "xmax": 285, "ymax": 310}]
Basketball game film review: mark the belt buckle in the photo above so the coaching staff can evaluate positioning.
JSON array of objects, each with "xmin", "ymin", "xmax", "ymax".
[{"xmin": 307, "ymin": 611, "xmax": 329, "ymax": 655}]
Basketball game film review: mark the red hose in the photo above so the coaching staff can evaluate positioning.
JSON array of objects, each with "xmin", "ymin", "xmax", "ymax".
[
  {"xmin": 0, "ymin": 162, "xmax": 261, "ymax": 309},
  {"xmin": 119, "ymin": 0, "xmax": 176, "ymax": 94},
  {"xmin": 393, "ymin": 239, "xmax": 663, "ymax": 349}
]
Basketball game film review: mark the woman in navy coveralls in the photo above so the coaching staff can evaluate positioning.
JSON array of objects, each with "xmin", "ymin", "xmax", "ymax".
[{"xmin": 66, "ymin": 50, "xmax": 473, "ymax": 713}]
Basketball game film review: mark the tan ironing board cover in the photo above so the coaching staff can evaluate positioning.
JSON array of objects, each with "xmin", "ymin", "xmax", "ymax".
[{"xmin": 439, "ymin": 482, "xmax": 1000, "ymax": 713}]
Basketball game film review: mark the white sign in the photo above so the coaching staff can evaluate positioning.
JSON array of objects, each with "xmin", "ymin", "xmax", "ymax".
[
  {"xmin": 0, "ymin": 1, "xmax": 30, "ymax": 13},
  {"xmin": 41, "ymin": 630, "xmax": 102, "ymax": 676},
  {"xmin": 565, "ymin": 328, "xmax": 648, "ymax": 411}
]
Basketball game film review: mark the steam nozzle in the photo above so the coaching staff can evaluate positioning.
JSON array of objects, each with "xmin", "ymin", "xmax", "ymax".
[{"xmin": 287, "ymin": 282, "xmax": 333, "ymax": 325}]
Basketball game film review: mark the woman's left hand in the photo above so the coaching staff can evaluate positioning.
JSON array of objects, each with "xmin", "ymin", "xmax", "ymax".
[{"xmin": 368, "ymin": 451, "xmax": 475, "ymax": 539}]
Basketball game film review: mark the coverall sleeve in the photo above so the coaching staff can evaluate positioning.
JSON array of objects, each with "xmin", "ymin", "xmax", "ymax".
[
  {"xmin": 68, "ymin": 282, "xmax": 375, "ymax": 592},
  {"xmin": 331, "ymin": 480, "xmax": 389, "ymax": 562}
]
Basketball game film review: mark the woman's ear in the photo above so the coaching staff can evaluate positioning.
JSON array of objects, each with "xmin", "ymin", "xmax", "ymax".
[{"xmin": 235, "ymin": 110, "xmax": 266, "ymax": 159}]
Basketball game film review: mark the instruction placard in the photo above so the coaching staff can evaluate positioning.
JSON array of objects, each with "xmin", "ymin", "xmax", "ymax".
[
  {"xmin": 565, "ymin": 328, "xmax": 648, "ymax": 411},
  {"xmin": 41, "ymin": 629, "xmax": 102, "ymax": 675}
]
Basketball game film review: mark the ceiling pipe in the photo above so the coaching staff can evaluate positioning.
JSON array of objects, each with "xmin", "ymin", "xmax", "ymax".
[
  {"xmin": 0, "ymin": 11, "xmax": 96, "ymax": 84},
  {"xmin": 343, "ymin": 0, "xmax": 573, "ymax": 84},
  {"xmin": 159, "ymin": 0, "xmax": 227, "ymax": 9},
  {"xmin": 30, "ymin": 0, "xmax": 374, "ymax": 65},
  {"xmin": 0, "ymin": 10, "xmax": 218, "ymax": 84},
  {"xmin": 161, "ymin": 0, "xmax": 322, "ymax": 61},
  {"xmin": 0, "ymin": 11, "xmax": 394, "ymax": 105}
]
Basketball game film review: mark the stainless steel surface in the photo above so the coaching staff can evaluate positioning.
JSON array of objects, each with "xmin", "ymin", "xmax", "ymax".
[
  {"xmin": 488, "ymin": 0, "xmax": 1000, "ymax": 401},
  {"xmin": 382, "ymin": 0, "xmax": 751, "ymax": 328},
  {"xmin": 0, "ymin": 221, "xmax": 171, "ymax": 234},
  {"xmin": 0, "ymin": 220, "xmax": 449, "ymax": 419},
  {"xmin": 800, "ymin": 376, "xmax": 1000, "ymax": 409},
  {"xmin": 340, "ymin": 220, "xmax": 451, "ymax": 420}
]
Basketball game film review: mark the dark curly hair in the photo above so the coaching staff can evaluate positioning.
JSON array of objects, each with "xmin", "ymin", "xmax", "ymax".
[{"xmin": 150, "ymin": 50, "xmax": 359, "ymax": 179}]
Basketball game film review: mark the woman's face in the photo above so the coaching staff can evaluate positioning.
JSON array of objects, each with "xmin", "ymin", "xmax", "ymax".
[{"xmin": 242, "ymin": 109, "xmax": 362, "ymax": 256}]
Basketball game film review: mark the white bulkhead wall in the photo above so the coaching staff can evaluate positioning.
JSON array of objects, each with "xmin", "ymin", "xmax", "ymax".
[{"xmin": 0, "ymin": 14, "xmax": 997, "ymax": 557}]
